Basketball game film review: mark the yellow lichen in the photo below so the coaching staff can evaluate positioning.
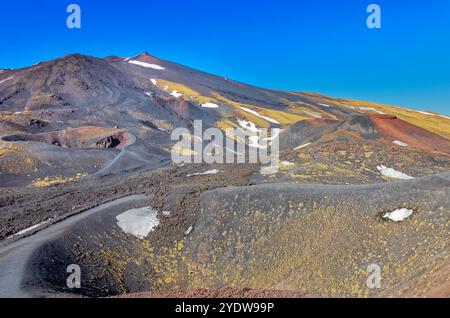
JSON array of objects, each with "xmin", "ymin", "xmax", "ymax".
[{"xmin": 32, "ymin": 172, "xmax": 88, "ymax": 187}]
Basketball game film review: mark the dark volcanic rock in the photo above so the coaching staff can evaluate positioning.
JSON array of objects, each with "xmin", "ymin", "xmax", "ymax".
[
  {"xmin": 28, "ymin": 119, "xmax": 46, "ymax": 128},
  {"xmin": 96, "ymin": 135, "xmax": 121, "ymax": 149}
]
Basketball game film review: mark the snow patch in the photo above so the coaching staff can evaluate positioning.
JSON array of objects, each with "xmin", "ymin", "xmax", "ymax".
[
  {"xmin": 304, "ymin": 110, "xmax": 322, "ymax": 118},
  {"xmin": 237, "ymin": 107, "xmax": 280, "ymax": 124},
  {"xmin": 393, "ymin": 140, "xmax": 408, "ymax": 147},
  {"xmin": 201, "ymin": 102, "xmax": 219, "ymax": 109},
  {"xmin": 318, "ymin": 103, "xmax": 331, "ymax": 107},
  {"xmin": 128, "ymin": 60, "xmax": 165, "ymax": 70},
  {"xmin": 170, "ymin": 90, "xmax": 183, "ymax": 98},
  {"xmin": 438, "ymin": 114, "xmax": 450, "ymax": 120},
  {"xmin": 294, "ymin": 142, "xmax": 311, "ymax": 150},
  {"xmin": 9, "ymin": 220, "xmax": 51, "ymax": 238},
  {"xmin": 150, "ymin": 78, "xmax": 157, "ymax": 85},
  {"xmin": 116, "ymin": 207, "xmax": 159, "ymax": 239},
  {"xmin": 359, "ymin": 107, "xmax": 385, "ymax": 114},
  {"xmin": 377, "ymin": 165, "xmax": 414, "ymax": 180},
  {"xmin": 280, "ymin": 161, "xmax": 294, "ymax": 166},
  {"xmin": 237, "ymin": 119, "xmax": 260, "ymax": 133},
  {"xmin": 187, "ymin": 169, "xmax": 221, "ymax": 177},
  {"xmin": 415, "ymin": 110, "xmax": 433, "ymax": 116},
  {"xmin": 383, "ymin": 208, "xmax": 413, "ymax": 222},
  {"xmin": 0, "ymin": 76, "xmax": 14, "ymax": 85},
  {"xmin": 184, "ymin": 226, "xmax": 193, "ymax": 235}
]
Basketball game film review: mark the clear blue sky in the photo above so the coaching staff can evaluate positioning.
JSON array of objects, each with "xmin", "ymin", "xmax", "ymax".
[{"xmin": 1, "ymin": 0, "xmax": 449, "ymax": 114}]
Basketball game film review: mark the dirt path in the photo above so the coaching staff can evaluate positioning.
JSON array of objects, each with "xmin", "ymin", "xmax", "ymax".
[
  {"xmin": 94, "ymin": 132, "xmax": 142, "ymax": 175},
  {"xmin": 0, "ymin": 194, "xmax": 147, "ymax": 298}
]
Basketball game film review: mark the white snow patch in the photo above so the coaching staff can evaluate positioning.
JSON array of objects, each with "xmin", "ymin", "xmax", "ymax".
[
  {"xmin": 415, "ymin": 110, "xmax": 433, "ymax": 116},
  {"xmin": 304, "ymin": 110, "xmax": 322, "ymax": 118},
  {"xmin": 237, "ymin": 107, "xmax": 280, "ymax": 124},
  {"xmin": 145, "ymin": 92, "xmax": 152, "ymax": 96},
  {"xmin": 184, "ymin": 226, "xmax": 193, "ymax": 235},
  {"xmin": 116, "ymin": 207, "xmax": 159, "ymax": 239},
  {"xmin": 280, "ymin": 161, "xmax": 294, "ymax": 166},
  {"xmin": 294, "ymin": 142, "xmax": 311, "ymax": 150},
  {"xmin": 128, "ymin": 60, "xmax": 165, "ymax": 70},
  {"xmin": 359, "ymin": 107, "xmax": 385, "ymax": 114},
  {"xmin": 344, "ymin": 105, "xmax": 356, "ymax": 109},
  {"xmin": 438, "ymin": 115, "xmax": 450, "ymax": 120},
  {"xmin": 201, "ymin": 102, "xmax": 219, "ymax": 109},
  {"xmin": 170, "ymin": 90, "xmax": 183, "ymax": 98},
  {"xmin": 318, "ymin": 103, "xmax": 331, "ymax": 107},
  {"xmin": 377, "ymin": 165, "xmax": 414, "ymax": 180},
  {"xmin": 0, "ymin": 76, "xmax": 14, "ymax": 85},
  {"xmin": 237, "ymin": 119, "xmax": 260, "ymax": 133},
  {"xmin": 393, "ymin": 140, "xmax": 408, "ymax": 147},
  {"xmin": 383, "ymin": 208, "xmax": 413, "ymax": 222},
  {"xmin": 187, "ymin": 169, "xmax": 221, "ymax": 177},
  {"xmin": 150, "ymin": 78, "xmax": 157, "ymax": 85},
  {"xmin": 9, "ymin": 220, "xmax": 51, "ymax": 238}
]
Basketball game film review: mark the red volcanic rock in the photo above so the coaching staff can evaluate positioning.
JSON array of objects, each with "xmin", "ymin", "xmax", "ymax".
[
  {"xmin": 176, "ymin": 99, "xmax": 188, "ymax": 113},
  {"xmin": 308, "ymin": 118, "xmax": 338, "ymax": 126},
  {"xmin": 372, "ymin": 114, "xmax": 397, "ymax": 120},
  {"xmin": 370, "ymin": 114, "xmax": 450, "ymax": 155},
  {"xmin": 135, "ymin": 52, "xmax": 161, "ymax": 64}
]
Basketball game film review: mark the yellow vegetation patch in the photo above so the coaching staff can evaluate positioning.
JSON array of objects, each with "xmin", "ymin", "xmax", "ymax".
[
  {"xmin": 256, "ymin": 107, "xmax": 306, "ymax": 125},
  {"xmin": 171, "ymin": 143, "xmax": 197, "ymax": 156},
  {"xmin": 0, "ymin": 144, "xmax": 23, "ymax": 157},
  {"xmin": 153, "ymin": 79, "xmax": 217, "ymax": 105},
  {"xmin": 214, "ymin": 94, "xmax": 305, "ymax": 126},
  {"xmin": 234, "ymin": 108, "xmax": 270, "ymax": 128},
  {"xmin": 216, "ymin": 119, "xmax": 239, "ymax": 131},
  {"xmin": 216, "ymin": 119, "xmax": 247, "ymax": 143},
  {"xmin": 280, "ymin": 97, "xmax": 338, "ymax": 120},
  {"xmin": 32, "ymin": 172, "xmax": 88, "ymax": 187}
]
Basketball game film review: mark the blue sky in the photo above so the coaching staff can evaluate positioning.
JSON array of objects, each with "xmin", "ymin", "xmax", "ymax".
[{"xmin": 1, "ymin": 0, "xmax": 449, "ymax": 114}]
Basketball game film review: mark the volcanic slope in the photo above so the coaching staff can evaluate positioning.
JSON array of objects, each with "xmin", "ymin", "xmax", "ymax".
[
  {"xmin": 0, "ymin": 53, "xmax": 449, "ymax": 298},
  {"xmin": 1, "ymin": 53, "xmax": 450, "ymax": 187}
]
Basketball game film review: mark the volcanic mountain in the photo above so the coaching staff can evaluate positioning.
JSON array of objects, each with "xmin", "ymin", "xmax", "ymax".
[
  {"xmin": 1, "ymin": 53, "xmax": 449, "ymax": 187},
  {"xmin": 0, "ymin": 53, "xmax": 449, "ymax": 298}
]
